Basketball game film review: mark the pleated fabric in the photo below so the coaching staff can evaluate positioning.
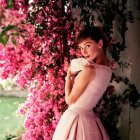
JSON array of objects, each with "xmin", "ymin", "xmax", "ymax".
[{"xmin": 52, "ymin": 107, "xmax": 110, "ymax": 140}]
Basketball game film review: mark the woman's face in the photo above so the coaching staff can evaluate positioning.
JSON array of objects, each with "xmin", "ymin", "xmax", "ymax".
[{"xmin": 78, "ymin": 38, "xmax": 103, "ymax": 63}]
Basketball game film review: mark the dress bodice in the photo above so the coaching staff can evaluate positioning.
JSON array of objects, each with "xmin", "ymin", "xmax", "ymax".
[{"xmin": 69, "ymin": 63, "xmax": 112, "ymax": 111}]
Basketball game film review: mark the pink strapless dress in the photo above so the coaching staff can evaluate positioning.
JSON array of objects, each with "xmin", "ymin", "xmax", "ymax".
[{"xmin": 52, "ymin": 63, "xmax": 112, "ymax": 140}]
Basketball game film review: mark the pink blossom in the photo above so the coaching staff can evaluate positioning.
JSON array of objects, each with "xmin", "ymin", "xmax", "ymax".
[
  {"xmin": 109, "ymin": 60, "xmax": 118, "ymax": 70},
  {"xmin": 0, "ymin": 0, "xmax": 79, "ymax": 139}
]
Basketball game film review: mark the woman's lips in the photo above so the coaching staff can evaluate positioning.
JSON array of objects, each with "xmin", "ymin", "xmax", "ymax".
[{"xmin": 85, "ymin": 55, "xmax": 90, "ymax": 59}]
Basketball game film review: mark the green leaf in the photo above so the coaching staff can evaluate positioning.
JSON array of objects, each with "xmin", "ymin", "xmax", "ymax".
[
  {"xmin": 3, "ymin": 25, "xmax": 16, "ymax": 33},
  {"xmin": 0, "ymin": 37, "xmax": 5, "ymax": 45},
  {"xmin": 6, "ymin": 0, "xmax": 14, "ymax": 9},
  {"xmin": 0, "ymin": 25, "xmax": 17, "ymax": 46},
  {"xmin": 3, "ymin": 35, "xmax": 10, "ymax": 45},
  {"xmin": 0, "ymin": 35, "xmax": 9, "ymax": 46},
  {"xmin": 12, "ymin": 38, "xmax": 17, "ymax": 46},
  {"xmin": 0, "ymin": 25, "xmax": 16, "ymax": 38}
]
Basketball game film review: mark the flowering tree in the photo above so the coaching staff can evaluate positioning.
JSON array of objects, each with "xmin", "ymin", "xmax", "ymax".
[{"xmin": 0, "ymin": 0, "xmax": 79, "ymax": 139}]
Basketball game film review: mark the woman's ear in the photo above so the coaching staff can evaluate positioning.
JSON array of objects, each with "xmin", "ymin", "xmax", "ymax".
[{"xmin": 98, "ymin": 39, "xmax": 103, "ymax": 48}]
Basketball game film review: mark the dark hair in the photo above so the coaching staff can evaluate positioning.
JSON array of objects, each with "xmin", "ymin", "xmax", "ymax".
[{"xmin": 75, "ymin": 26, "xmax": 109, "ymax": 50}]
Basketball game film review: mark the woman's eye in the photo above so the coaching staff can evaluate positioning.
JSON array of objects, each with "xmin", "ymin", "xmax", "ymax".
[
  {"xmin": 86, "ymin": 45, "xmax": 90, "ymax": 48},
  {"xmin": 78, "ymin": 45, "xmax": 90, "ymax": 50},
  {"xmin": 78, "ymin": 47, "xmax": 83, "ymax": 50}
]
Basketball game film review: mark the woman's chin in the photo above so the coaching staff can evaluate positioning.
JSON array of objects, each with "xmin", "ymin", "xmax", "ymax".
[
  {"xmin": 85, "ymin": 58, "xmax": 90, "ymax": 62},
  {"xmin": 86, "ymin": 58, "xmax": 94, "ymax": 62}
]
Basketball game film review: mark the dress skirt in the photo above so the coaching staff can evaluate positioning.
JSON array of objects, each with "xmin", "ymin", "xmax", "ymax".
[{"xmin": 52, "ymin": 106, "xmax": 110, "ymax": 140}]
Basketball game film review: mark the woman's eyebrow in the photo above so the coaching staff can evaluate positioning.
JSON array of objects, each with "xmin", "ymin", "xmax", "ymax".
[
  {"xmin": 77, "ymin": 42, "xmax": 91, "ymax": 48},
  {"xmin": 84, "ymin": 42, "xmax": 91, "ymax": 45},
  {"xmin": 77, "ymin": 45, "xmax": 81, "ymax": 48}
]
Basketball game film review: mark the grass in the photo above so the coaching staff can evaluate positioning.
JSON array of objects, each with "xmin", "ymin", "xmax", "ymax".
[{"xmin": 0, "ymin": 96, "xmax": 26, "ymax": 140}]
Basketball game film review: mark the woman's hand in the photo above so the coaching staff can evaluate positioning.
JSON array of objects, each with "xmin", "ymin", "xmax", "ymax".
[
  {"xmin": 65, "ymin": 67, "xmax": 75, "ymax": 105},
  {"xmin": 67, "ymin": 67, "xmax": 72, "ymax": 76},
  {"xmin": 66, "ymin": 67, "xmax": 75, "ymax": 81}
]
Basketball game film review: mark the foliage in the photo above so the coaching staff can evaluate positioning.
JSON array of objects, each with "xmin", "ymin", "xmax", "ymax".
[
  {"xmin": 113, "ymin": 74, "xmax": 140, "ymax": 109},
  {"xmin": 0, "ymin": 0, "xmax": 140, "ymax": 140},
  {"xmin": 5, "ymin": 134, "xmax": 16, "ymax": 140},
  {"xmin": 2, "ymin": 126, "xmax": 24, "ymax": 140},
  {"xmin": 94, "ymin": 76, "xmax": 140, "ymax": 140},
  {"xmin": 94, "ymin": 85, "xmax": 122, "ymax": 140}
]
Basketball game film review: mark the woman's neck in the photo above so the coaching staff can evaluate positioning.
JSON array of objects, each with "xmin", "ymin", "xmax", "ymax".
[{"xmin": 94, "ymin": 55, "xmax": 108, "ymax": 66}]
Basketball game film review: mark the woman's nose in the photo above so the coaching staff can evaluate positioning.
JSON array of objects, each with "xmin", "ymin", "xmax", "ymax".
[{"xmin": 82, "ymin": 48, "xmax": 87, "ymax": 55}]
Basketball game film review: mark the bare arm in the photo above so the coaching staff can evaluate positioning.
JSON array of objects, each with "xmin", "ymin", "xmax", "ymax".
[{"xmin": 65, "ymin": 65, "xmax": 96, "ymax": 105}]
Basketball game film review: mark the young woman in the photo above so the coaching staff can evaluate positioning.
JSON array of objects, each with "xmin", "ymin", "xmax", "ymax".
[{"xmin": 52, "ymin": 26, "xmax": 112, "ymax": 140}]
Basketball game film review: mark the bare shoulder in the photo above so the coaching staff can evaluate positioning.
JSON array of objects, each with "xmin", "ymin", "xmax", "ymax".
[
  {"xmin": 84, "ymin": 64, "xmax": 95, "ymax": 71},
  {"xmin": 83, "ymin": 64, "xmax": 95, "ymax": 74},
  {"xmin": 78, "ymin": 64, "xmax": 96, "ymax": 81}
]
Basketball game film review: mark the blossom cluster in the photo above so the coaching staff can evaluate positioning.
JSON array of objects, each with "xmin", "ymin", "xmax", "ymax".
[{"xmin": 0, "ymin": 0, "xmax": 79, "ymax": 139}]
